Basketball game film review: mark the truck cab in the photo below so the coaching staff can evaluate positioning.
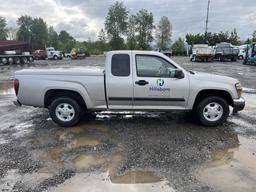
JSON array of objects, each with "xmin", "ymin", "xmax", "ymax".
[
  {"xmin": 105, "ymin": 51, "xmax": 189, "ymax": 110},
  {"xmin": 46, "ymin": 47, "xmax": 63, "ymax": 60}
]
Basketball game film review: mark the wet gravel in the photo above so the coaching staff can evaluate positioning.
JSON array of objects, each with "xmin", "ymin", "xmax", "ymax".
[{"xmin": 0, "ymin": 57, "xmax": 256, "ymax": 192}]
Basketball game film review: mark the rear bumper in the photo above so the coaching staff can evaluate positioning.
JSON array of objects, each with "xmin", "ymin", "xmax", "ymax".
[
  {"xmin": 233, "ymin": 97, "xmax": 245, "ymax": 111},
  {"xmin": 13, "ymin": 100, "xmax": 22, "ymax": 106}
]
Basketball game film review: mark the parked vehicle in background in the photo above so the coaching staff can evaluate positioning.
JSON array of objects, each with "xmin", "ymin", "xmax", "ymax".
[
  {"xmin": 243, "ymin": 43, "xmax": 256, "ymax": 65},
  {"xmin": 190, "ymin": 44, "xmax": 215, "ymax": 62},
  {"xmin": 161, "ymin": 50, "xmax": 172, "ymax": 57},
  {"xmin": 155, "ymin": 49, "xmax": 172, "ymax": 58},
  {"xmin": 46, "ymin": 47, "xmax": 63, "ymax": 60},
  {"xmin": 64, "ymin": 52, "xmax": 71, "ymax": 58},
  {"xmin": 33, "ymin": 50, "xmax": 47, "ymax": 60},
  {"xmin": 71, "ymin": 48, "xmax": 89, "ymax": 59},
  {"xmin": 215, "ymin": 42, "xmax": 239, "ymax": 61},
  {"xmin": 14, "ymin": 50, "xmax": 245, "ymax": 127},
  {"xmin": 0, "ymin": 40, "xmax": 34, "ymax": 65},
  {"xmin": 238, "ymin": 48, "xmax": 246, "ymax": 60}
]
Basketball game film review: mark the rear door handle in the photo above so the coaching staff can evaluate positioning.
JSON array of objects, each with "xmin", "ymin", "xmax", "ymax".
[{"xmin": 135, "ymin": 80, "xmax": 149, "ymax": 86}]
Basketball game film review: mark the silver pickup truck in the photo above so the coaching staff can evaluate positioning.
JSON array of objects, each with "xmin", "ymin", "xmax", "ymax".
[{"xmin": 14, "ymin": 50, "xmax": 245, "ymax": 127}]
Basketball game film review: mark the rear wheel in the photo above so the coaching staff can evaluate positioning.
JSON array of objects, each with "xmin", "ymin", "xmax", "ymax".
[
  {"xmin": 197, "ymin": 96, "xmax": 229, "ymax": 126},
  {"xmin": 21, "ymin": 57, "xmax": 28, "ymax": 64},
  {"xmin": 1, "ymin": 58, "xmax": 8, "ymax": 65},
  {"xmin": 238, "ymin": 55, "xmax": 244, "ymax": 60},
  {"xmin": 29, "ymin": 56, "xmax": 34, "ymax": 62},
  {"xmin": 8, "ymin": 57, "xmax": 14, "ymax": 65},
  {"xmin": 14, "ymin": 57, "xmax": 21, "ymax": 64},
  {"xmin": 53, "ymin": 55, "xmax": 58, "ymax": 60},
  {"xmin": 49, "ymin": 97, "xmax": 81, "ymax": 127}
]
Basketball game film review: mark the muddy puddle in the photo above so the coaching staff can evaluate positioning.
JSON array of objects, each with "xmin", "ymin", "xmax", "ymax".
[
  {"xmin": 45, "ymin": 122, "xmax": 170, "ymax": 191},
  {"xmin": 50, "ymin": 172, "xmax": 173, "ymax": 192},
  {"xmin": 198, "ymin": 135, "xmax": 256, "ymax": 192},
  {"xmin": 0, "ymin": 82, "xmax": 14, "ymax": 95},
  {"xmin": 228, "ymin": 93, "xmax": 256, "ymax": 133}
]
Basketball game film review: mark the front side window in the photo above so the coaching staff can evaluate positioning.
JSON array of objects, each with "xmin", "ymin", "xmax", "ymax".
[
  {"xmin": 136, "ymin": 55, "xmax": 176, "ymax": 78},
  {"xmin": 111, "ymin": 54, "xmax": 130, "ymax": 76}
]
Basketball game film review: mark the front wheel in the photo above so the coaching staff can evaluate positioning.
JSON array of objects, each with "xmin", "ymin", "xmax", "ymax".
[
  {"xmin": 49, "ymin": 97, "xmax": 81, "ymax": 127},
  {"xmin": 197, "ymin": 96, "xmax": 229, "ymax": 127}
]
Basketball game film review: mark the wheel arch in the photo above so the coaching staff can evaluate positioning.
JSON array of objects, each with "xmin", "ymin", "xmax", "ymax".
[
  {"xmin": 192, "ymin": 89, "xmax": 233, "ymax": 110},
  {"xmin": 44, "ymin": 89, "xmax": 87, "ymax": 109}
]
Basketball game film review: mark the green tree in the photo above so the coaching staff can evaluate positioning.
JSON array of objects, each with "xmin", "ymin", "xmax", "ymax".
[
  {"xmin": 17, "ymin": 15, "xmax": 33, "ymax": 43},
  {"xmin": 58, "ymin": 30, "xmax": 76, "ymax": 52},
  {"xmin": 30, "ymin": 18, "xmax": 48, "ymax": 50},
  {"xmin": 252, "ymin": 30, "xmax": 256, "ymax": 42},
  {"xmin": 172, "ymin": 37, "xmax": 186, "ymax": 56},
  {"xmin": 185, "ymin": 33, "xmax": 205, "ymax": 45},
  {"xmin": 156, "ymin": 16, "xmax": 172, "ymax": 50},
  {"xmin": 98, "ymin": 28, "xmax": 107, "ymax": 52},
  {"xmin": 229, "ymin": 28, "xmax": 239, "ymax": 45},
  {"xmin": 0, "ymin": 16, "xmax": 8, "ymax": 40},
  {"xmin": 135, "ymin": 9, "xmax": 154, "ymax": 50},
  {"xmin": 105, "ymin": 1, "xmax": 128, "ymax": 50},
  {"xmin": 126, "ymin": 15, "xmax": 137, "ymax": 50},
  {"xmin": 47, "ymin": 26, "xmax": 59, "ymax": 49}
]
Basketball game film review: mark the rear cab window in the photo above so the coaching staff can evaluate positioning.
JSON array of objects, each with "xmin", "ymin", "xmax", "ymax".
[{"xmin": 111, "ymin": 54, "xmax": 130, "ymax": 77}]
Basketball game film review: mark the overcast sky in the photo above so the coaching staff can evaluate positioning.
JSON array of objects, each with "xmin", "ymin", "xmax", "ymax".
[{"xmin": 0, "ymin": 0, "xmax": 255, "ymax": 41}]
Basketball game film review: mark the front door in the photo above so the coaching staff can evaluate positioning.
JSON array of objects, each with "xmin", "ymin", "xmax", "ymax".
[{"xmin": 133, "ymin": 54, "xmax": 189, "ymax": 110}]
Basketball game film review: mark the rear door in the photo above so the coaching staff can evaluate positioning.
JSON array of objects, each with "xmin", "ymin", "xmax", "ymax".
[
  {"xmin": 106, "ymin": 52, "xmax": 133, "ymax": 110},
  {"xmin": 132, "ymin": 53, "xmax": 189, "ymax": 110}
]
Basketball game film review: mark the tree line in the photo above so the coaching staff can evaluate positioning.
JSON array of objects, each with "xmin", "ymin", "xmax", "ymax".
[
  {"xmin": 186, "ymin": 29, "xmax": 240, "ymax": 46},
  {"xmin": 1, "ymin": 1, "xmax": 256, "ymax": 55},
  {"xmin": 0, "ymin": 15, "xmax": 76, "ymax": 53}
]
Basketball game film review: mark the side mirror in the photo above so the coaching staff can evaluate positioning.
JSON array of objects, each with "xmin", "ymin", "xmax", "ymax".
[{"xmin": 174, "ymin": 69, "xmax": 184, "ymax": 79}]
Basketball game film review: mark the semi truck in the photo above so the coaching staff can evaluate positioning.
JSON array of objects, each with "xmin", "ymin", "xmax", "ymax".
[
  {"xmin": 0, "ymin": 40, "xmax": 34, "ymax": 65},
  {"xmin": 13, "ymin": 50, "xmax": 245, "ymax": 127}
]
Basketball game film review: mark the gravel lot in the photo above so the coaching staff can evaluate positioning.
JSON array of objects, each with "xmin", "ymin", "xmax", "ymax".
[{"xmin": 0, "ymin": 56, "xmax": 256, "ymax": 192}]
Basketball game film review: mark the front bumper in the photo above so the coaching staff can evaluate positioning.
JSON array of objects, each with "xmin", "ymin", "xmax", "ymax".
[{"xmin": 233, "ymin": 97, "xmax": 245, "ymax": 111}]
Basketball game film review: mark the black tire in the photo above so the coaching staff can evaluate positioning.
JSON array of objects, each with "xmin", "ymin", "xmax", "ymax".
[
  {"xmin": 21, "ymin": 57, "xmax": 28, "ymax": 64},
  {"xmin": 1, "ymin": 58, "xmax": 8, "ymax": 65},
  {"xmin": 238, "ymin": 55, "xmax": 243, "ymax": 60},
  {"xmin": 8, "ymin": 57, "xmax": 14, "ymax": 65},
  {"xmin": 53, "ymin": 55, "xmax": 58, "ymax": 60},
  {"xmin": 197, "ymin": 96, "xmax": 229, "ymax": 127},
  {"xmin": 29, "ymin": 56, "xmax": 34, "ymax": 62},
  {"xmin": 14, "ymin": 57, "xmax": 21, "ymax": 64},
  {"xmin": 49, "ymin": 97, "xmax": 81, "ymax": 127}
]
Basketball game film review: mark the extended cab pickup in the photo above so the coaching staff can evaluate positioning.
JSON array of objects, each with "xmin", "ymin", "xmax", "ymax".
[{"xmin": 14, "ymin": 51, "xmax": 245, "ymax": 127}]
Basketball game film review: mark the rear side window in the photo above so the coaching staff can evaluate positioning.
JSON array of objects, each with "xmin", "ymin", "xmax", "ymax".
[{"xmin": 111, "ymin": 54, "xmax": 130, "ymax": 76}]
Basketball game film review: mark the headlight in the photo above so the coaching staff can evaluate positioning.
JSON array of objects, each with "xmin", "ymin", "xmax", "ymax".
[{"xmin": 235, "ymin": 82, "xmax": 242, "ymax": 97}]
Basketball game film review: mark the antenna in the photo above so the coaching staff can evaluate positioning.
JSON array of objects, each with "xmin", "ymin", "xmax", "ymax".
[{"xmin": 205, "ymin": 0, "xmax": 210, "ymax": 38}]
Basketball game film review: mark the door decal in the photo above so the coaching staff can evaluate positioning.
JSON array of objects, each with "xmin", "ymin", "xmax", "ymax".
[{"xmin": 149, "ymin": 79, "xmax": 170, "ymax": 92}]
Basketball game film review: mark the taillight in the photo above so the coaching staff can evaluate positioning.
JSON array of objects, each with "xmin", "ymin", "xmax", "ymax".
[{"xmin": 14, "ymin": 79, "xmax": 19, "ymax": 96}]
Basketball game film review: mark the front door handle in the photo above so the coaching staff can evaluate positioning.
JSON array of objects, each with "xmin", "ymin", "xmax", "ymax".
[{"xmin": 135, "ymin": 80, "xmax": 149, "ymax": 86}]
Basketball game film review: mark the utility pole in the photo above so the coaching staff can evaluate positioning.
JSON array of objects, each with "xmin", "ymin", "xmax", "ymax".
[{"xmin": 205, "ymin": 0, "xmax": 210, "ymax": 40}]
